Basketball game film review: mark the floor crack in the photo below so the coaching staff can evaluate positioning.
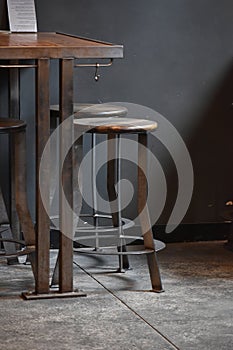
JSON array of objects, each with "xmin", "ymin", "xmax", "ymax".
[{"xmin": 73, "ymin": 261, "xmax": 180, "ymax": 350}]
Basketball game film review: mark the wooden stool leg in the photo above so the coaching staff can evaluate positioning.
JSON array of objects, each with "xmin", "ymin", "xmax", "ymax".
[
  {"xmin": 0, "ymin": 186, "xmax": 18, "ymax": 264},
  {"xmin": 107, "ymin": 134, "xmax": 130, "ymax": 271},
  {"xmin": 138, "ymin": 133, "xmax": 163, "ymax": 292},
  {"xmin": 14, "ymin": 130, "xmax": 36, "ymax": 278}
]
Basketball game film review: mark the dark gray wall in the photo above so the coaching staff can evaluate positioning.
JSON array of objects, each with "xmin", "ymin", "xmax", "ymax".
[
  {"xmin": 1, "ymin": 0, "xmax": 233, "ymax": 227},
  {"xmin": 36, "ymin": 0, "xmax": 233, "ymax": 225}
]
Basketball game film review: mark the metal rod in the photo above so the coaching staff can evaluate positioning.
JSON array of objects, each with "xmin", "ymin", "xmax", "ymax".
[
  {"xmin": 74, "ymin": 59, "xmax": 113, "ymax": 68},
  {"xmin": 116, "ymin": 135, "xmax": 124, "ymax": 270},
  {"xmin": 117, "ymin": 134, "xmax": 122, "ymax": 237},
  {"xmin": 0, "ymin": 64, "xmax": 37, "ymax": 68},
  {"xmin": 91, "ymin": 133, "xmax": 99, "ymax": 249}
]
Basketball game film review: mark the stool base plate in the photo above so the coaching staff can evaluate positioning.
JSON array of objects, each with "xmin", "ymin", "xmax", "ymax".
[
  {"xmin": 150, "ymin": 289, "xmax": 165, "ymax": 293},
  {"xmin": 22, "ymin": 289, "xmax": 87, "ymax": 300}
]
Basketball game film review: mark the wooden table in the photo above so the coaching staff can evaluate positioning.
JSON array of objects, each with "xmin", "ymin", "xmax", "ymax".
[{"xmin": 0, "ymin": 32, "xmax": 123, "ymax": 298}]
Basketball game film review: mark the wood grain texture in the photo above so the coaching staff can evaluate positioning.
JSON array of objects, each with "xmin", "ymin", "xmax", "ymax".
[{"xmin": 0, "ymin": 32, "xmax": 123, "ymax": 59}]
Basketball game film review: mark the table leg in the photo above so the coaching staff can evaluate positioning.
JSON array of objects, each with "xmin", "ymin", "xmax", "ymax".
[
  {"xmin": 9, "ymin": 62, "xmax": 20, "ymax": 242},
  {"xmin": 24, "ymin": 58, "xmax": 85, "ymax": 299},
  {"xmin": 58, "ymin": 58, "xmax": 86, "ymax": 297},
  {"xmin": 59, "ymin": 58, "xmax": 75, "ymax": 293},
  {"xmin": 35, "ymin": 58, "xmax": 50, "ymax": 294}
]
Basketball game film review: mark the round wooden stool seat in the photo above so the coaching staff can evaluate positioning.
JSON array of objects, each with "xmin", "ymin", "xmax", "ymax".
[
  {"xmin": 50, "ymin": 103, "xmax": 128, "ymax": 119},
  {"xmin": 74, "ymin": 117, "xmax": 158, "ymax": 134},
  {"xmin": 0, "ymin": 118, "xmax": 26, "ymax": 133}
]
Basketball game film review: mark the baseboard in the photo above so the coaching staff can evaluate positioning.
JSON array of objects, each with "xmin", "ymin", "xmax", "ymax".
[
  {"xmin": 152, "ymin": 222, "xmax": 232, "ymax": 243},
  {"xmin": 50, "ymin": 222, "xmax": 232, "ymax": 248}
]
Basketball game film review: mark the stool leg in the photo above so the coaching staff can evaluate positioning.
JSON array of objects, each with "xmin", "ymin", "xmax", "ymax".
[
  {"xmin": 91, "ymin": 133, "xmax": 100, "ymax": 249},
  {"xmin": 0, "ymin": 186, "xmax": 18, "ymax": 264},
  {"xmin": 73, "ymin": 136, "xmax": 83, "ymax": 230},
  {"xmin": 138, "ymin": 133, "xmax": 163, "ymax": 292},
  {"xmin": 10, "ymin": 133, "xmax": 21, "ymax": 248},
  {"xmin": 107, "ymin": 134, "xmax": 130, "ymax": 271},
  {"xmin": 0, "ymin": 225, "xmax": 18, "ymax": 264},
  {"xmin": 107, "ymin": 134, "xmax": 119, "ymax": 226},
  {"xmin": 14, "ymin": 130, "xmax": 36, "ymax": 278}
]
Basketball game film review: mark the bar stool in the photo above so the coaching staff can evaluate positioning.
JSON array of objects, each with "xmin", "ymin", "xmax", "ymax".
[
  {"xmin": 50, "ymin": 103, "xmax": 128, "ymax": 120},
  {"xmin": 50, "ymin": 104, "xmax": 132, "ymax": 284},
  {"xmin": 73, "ymin": 116, "xmax": 164, "ymax": 292},
  {"xmin": 0, "ymin": 119, "xmax": 36, "ymax": 271}
]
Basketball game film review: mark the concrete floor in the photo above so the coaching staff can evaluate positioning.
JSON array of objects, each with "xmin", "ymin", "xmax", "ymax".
[{"xmin": 0, "ymin": 240, "xmax": 232, "ymax": 350}]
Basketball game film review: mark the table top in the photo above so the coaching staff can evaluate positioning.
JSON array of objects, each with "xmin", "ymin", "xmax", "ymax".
[{"xmin": 0, "ymin": 32, "xmax": 123, "ymax": 59}]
